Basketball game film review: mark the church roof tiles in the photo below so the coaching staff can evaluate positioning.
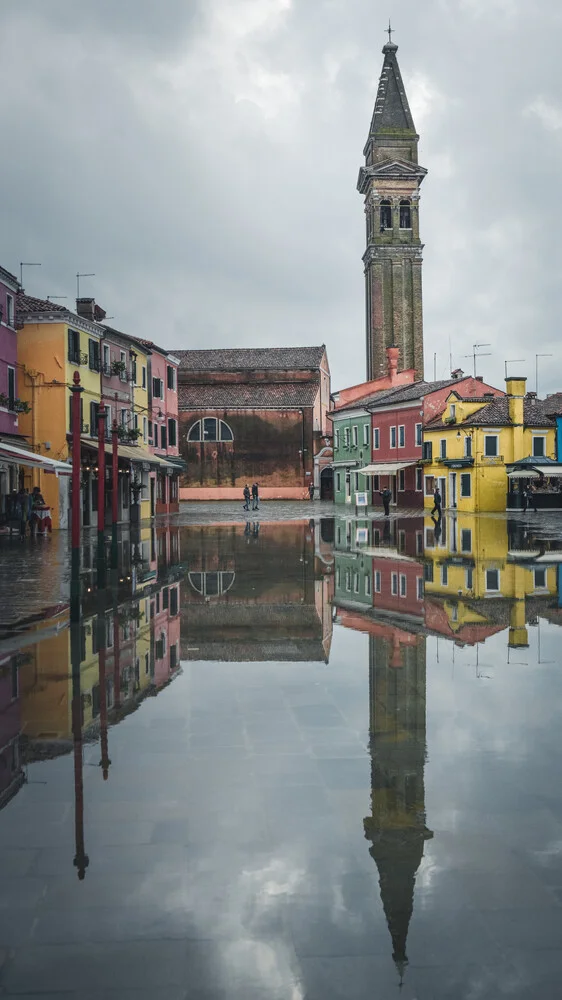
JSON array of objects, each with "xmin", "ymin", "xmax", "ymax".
[
  {"xmin": 178, "ymin": 381, "xmax": 320, "ymax": 410},
  {"xmin": 176, "ymin": 346, "xmax": 326, "ymax": 372}
]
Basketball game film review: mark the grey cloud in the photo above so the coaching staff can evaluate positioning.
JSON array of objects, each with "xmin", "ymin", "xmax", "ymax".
[{"xmin": 1, "ymin": 0, "xmax": 562, "ymax": 392}]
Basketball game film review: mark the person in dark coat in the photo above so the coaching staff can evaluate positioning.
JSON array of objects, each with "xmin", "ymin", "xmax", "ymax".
[
  {"xmin": 523, "ymin": 485, "xmax": 537, "ymax": 513},
  {"xmin": 381, "ymin": 487, "xmax": 392, "ymax": 517},
  {"xmin": 308, "ymin": 483, "xmax": 315, "ymax": 500},
  {"xmin": 251, "ymin": 483, "xmax": 259, "ymax": 510},
  {"xmin": 431, "ymin": 487, "xmax": 442, "ymax": 518},
  {"xmin": 243, "ymin": 484, "xmax": 251, "ymax": 510}
]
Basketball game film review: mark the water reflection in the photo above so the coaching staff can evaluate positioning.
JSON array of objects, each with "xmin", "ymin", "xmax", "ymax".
[
  {"xmin": 181, "ymin": 522, "xmax": 334, "ymax": 662},
  {"xmin": 0, "ymin": 513, "xmax": 562, "ymax": 994}
]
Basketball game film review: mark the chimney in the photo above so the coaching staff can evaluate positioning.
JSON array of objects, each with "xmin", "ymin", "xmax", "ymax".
[
  {"xmin": 451, "ymin": 368, "xmax": 465, "ymax": 380},
  {"xmin": 387, "ymin": 345, "xmax": 400, "ymax": 383},
  {"xmin": 505, "ymin": 377, "xmax": 526, "ymax": 425},
  {"xmin": 483, "ymin": 392, "xmax": 494, "ymax": 398},
  {"xmin": 526, "ymin": 391, "xmax": 537, "ymax": 400},
  {"xmin": 475, "ymin": 376, "xmax": 483, "ymax": 382},
  {"xmin": 76, "ymin": 297, "xmax": 106, "ymax": 322}
]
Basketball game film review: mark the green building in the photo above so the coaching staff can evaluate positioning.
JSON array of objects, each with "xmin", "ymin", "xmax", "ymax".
[{"xmin": 331, "ymin": 406, "xmax": 373, "ymax": 506}]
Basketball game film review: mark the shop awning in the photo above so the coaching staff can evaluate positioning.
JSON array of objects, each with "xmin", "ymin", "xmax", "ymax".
[
  {"xmin": 531, "ymin": 464, "xmax": 562, "ymax": 476},
  {"xmin": 358, "ymin": 462, "xmax": 415, "ymax": 475},
  {"xmin": 507, "ymin": 470, "xmax": 539, "ymax": 479},
  {"xmin": 80, "ymin": 438, "xmax": 179, "ymax": 470},
  {"xmin": 0, "ymin": 441, "xmax": 72, "ymax": 476}
]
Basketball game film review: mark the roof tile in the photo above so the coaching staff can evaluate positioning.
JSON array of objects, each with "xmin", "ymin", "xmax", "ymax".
[
  {"xmin": 179, "ymin": 381, "xmax": 319, "ymax": 410},
  {"xmin": 176, "ymin": 346, "xmax": 326, "ymax": 372}
]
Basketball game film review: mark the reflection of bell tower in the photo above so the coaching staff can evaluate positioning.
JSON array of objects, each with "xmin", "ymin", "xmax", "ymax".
[{"xmin": 363, "ymin": 632, "xmax": 432, "ymax": 981}]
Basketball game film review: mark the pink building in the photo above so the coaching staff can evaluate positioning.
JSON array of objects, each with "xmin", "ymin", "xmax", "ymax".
[{"xmin": 146, "ymin": 343, "xmax": 181, "ymax": 514}]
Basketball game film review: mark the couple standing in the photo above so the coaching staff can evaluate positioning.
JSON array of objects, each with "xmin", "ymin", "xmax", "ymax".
[{"xmin": 243, "ymin": 483, "xmax": 259, "ymax": 511}]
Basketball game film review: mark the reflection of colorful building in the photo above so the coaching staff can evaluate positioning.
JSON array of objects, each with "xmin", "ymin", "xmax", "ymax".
[
  {"xmin": 423, "ymin": 512, "xmax": 558, "ymax": 648},
  {"xmin": 181, "ymin": 522, "xmax": 333, "ymax": 661},
  {"xmin": 0, "ymin": 650, "xmax": 23, "ymax": 807}
]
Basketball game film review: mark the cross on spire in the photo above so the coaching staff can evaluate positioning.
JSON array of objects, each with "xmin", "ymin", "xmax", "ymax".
[{"xmin": 386, "ymin": 19, "xmax": 394, "ymax": 44}]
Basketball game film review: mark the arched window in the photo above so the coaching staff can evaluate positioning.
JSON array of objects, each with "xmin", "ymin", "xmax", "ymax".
[
  {"xmin": 399, "ymin": 200, "xmax": 411, "ymax": 229},
  {"xmin": 380, "ymin": 200, "xmax": 392, "ymax": 231},
  {"xmin": 188, "ymin": 571, "xmax": 235, "ymax": 597},
  {"xmin": 187, "ymin": 418, "xmax": 234, "ymax": 442}
]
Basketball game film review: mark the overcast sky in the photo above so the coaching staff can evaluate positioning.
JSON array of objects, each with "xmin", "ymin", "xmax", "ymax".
[{"xmin": 2, "ymin": 0, "xmax": 562, "ymax": 394}]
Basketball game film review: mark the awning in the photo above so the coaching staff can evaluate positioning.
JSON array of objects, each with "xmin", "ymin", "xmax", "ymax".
[
  {"xmin": 358, "ymin": 462, "xmax": 415, "ymax": 475},
  {"xmin": 81, "ymin": 438, "xmax": 178, "ymax": 470},
  {"xmin": 0, "ymin": 441, "xmax": 72, "ymax": 477},
  {"xmin": 532, "ymin": 464, "xmax": 562, "ymax": 476},
  {"xmin": 332, "ymin": 460, "xmax": 359, "ymax": 468},
  {"xmin": 508, "ymin": 470, "xmax": 539, "ymax": 479}
]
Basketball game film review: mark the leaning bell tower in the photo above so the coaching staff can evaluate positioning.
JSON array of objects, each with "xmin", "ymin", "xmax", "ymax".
[{"xmin": 357, "ymin": 31, "xmax": 427, "ymax": 380}]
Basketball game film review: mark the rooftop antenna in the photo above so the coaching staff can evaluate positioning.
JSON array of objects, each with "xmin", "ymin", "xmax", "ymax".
[
  {"xmin": 20, "ymin": 261, "xmax": 41, "ymax": 289},
  {"xmin": 463, "ymin": 343, "xmax": 491, "ymax": 378},
  {"xmin": 535, "ymin": 353, "xmax": 553, "ymax": 397},
  {"xmin": 47, "ymin": 295, "xmax": 68, "ymax": 302},
  {"xmin": 504, "ymin": 359, "xmax": 525, "ymax": 380},
  {"xmin": 76, "ymin": 272, "xmax": 95, "ymax": 299},
  {"xmin": 433, "ymin": 352, "xmax": 437, "ymax": 382}
]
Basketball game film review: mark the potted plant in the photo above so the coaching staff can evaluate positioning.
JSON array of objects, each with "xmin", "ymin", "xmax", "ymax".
[{"xmin": 111, "ymin": 360, "xmax": 127, "ymax": 378}]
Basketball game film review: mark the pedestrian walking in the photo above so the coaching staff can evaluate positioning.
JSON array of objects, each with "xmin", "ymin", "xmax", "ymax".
[
  {"xmin": 243, "ymin": 484, "xmax": 251, "ymax": 510},
  {"xmin": 524, "ymin": 486, "xmax": 537, "ymax": 513},
  {"xmin": 308, "ymin": 483, "xmax": 315, "ymax": 501},
  {"xmin": 431, "ymin": 487, "xmax": 442, "ymax": 518},
  {"xmin": 381, "ymin": 486, "xmax": 392, "ymax": 517},
  {"xmin": 251, "ymin": 483, "xmax": 259, "ymax": 510}
]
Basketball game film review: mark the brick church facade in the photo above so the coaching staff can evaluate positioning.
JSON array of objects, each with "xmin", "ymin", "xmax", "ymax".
[{"xmin": 176, "ymin": 347, "xmax": 333, "ymax": 501}]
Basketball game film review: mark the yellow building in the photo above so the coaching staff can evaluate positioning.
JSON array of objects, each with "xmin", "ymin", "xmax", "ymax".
[
  {"xmin": 17, "ymin": 295, "xmax": 104, "ymax": 528},
  {"xmin": 423, "ymin": 511, "xmax": 558, "ymax": 648},
  {"xmin": 422, "ymin": 378, "xmax": 556, "ymax": 513}
]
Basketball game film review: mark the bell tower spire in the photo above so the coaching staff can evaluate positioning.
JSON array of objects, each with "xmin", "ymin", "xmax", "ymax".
[{"xmin": 358, "ymin": 34, "xmax": 427, "ymax": 380}]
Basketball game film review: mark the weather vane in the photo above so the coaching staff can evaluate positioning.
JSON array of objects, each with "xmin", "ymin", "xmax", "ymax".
[{"xmin": 386, "ymin": 19, "xmax": 394, "ymax": 44}]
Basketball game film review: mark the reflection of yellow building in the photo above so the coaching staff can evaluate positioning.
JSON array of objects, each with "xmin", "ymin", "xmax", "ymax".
[
  {"xmin": 423, "ymin": 512, "xmax": 557, "ymax": 648},
  {"xmin": 423, "ymin": 379, "xmax": 555, "ymax": 512}
]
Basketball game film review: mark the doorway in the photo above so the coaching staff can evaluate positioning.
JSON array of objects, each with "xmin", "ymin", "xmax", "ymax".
[
  {"xmin": 438, "ymin": 476, "xmax": 447, "ymax": 509},
  {"xmin": 320, "ymin": 467, "xmax": 334, "ymax": 501},
  {"xmin": 345, "ymin": 470, "xmax": 351, "ymax": 503},
  {"xmin": 150, "ymin": 478, "xmax": 155, "ymax": 516},
  {"xmin": 449, "ymin": 472, "xmax": 457, "ymax": 509},
  {"xmin": 392, "ymin": 475, "xmax": 397, "ymax": 504}
]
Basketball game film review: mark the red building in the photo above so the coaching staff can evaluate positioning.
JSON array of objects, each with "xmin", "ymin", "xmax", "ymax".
[{"xmin": 362, "ymin": 373, "xmax": 503, "ymax": 508}]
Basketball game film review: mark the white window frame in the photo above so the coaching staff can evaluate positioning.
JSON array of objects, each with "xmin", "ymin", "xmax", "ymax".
[
  {"xmin": 485, "ymin": 568, "xmax": 500, "ymax": 592},
  {"xmin": 120, "ymin": 350, "xmax": 127, "ymax": 382},
  {"xmin": 352, "ymin": 425, "xmax": 358, "ymax": 447},
  {"xmin": 391, "ymin": 572, "xmax": 398, "ymax": 596},
  {"xmin": 353, "ymin": 572, "xmax": 360, "ymax": 594},
  {"xmin": 374, "ymin": 570, "xmax": 381, "ymax": 593},
  {"xmin": 344, "ymin": 427, "xmax": 350, "ymax": 448},
  {"xmin": 6, "ymin": 365, "xmax": 15, "ymax": 407},
  {"xmin": 120, "ymin": 408, "xmax": 127, "ymax": 427},
  {"xmin": 103, "ymin": 344, "xmax": 110, "ymax": 370},
  {"xmin": 363, "ymin": 424, "xmax": 370, "ymax": 446},
  {"xmin": 5, "ymin": 294, "xmax": 14, "ymax": 327},
  {"xmin": 398, "ymin": 469, "xmax": 405, "ymax": 492},
  {"xmin": 466, "ymin": 567, "xmax": 473, "ymax": 590},
  {"xmin": 415, "ymin": 423, "xmax": 422, "ymax": 447},
  {"xmin": 416, "ymin": 467, "xmax": 423, "ymax": 491},
  {"xmin": 425, "ymin": 475, "xmax": 435, "ymax": 497},
  {"xmin": 440, "ymin": 438, "xmax": 447, "ymax": 459},
  {"xmin": 336, "ymin": 566, "xmax": 340, "ymax": 588},
  {"xmin": 335, "ymin": 428, "xmax": 340, "ymax": 450},
  {"xmin": 398, "ymin": 425, "xmax": 405, "ymax": 448},
  {"xmin": 365, "ymin": 574, "xmax": 371, "ymax": 597},
  {"xmin": 336, "ymin": 472, "xmax": 341, "ymax": 492},
  {"xmin": 441, "ymin": 565, "xmax": 448, "ymax": 586},
  {"xmin": 142, "ymin": 366, "xmax": 147, "ymax": 389},
  {"xmin": 484, "ymin": 434, "xmax": 499, "ymax": 458},
  {"xmin": 143, "ymin": 416, "xmax": 147, "ymax": 443},
  {"xmin": 534, "ymin": 568, "xmax": 547, "ymax": 590},
  {"xmin": 390, "ymin": 426, "xmax": 397, "ymax": 448},
  {"xmin": 465, "ymin": 435, "xmax": 472, "ymax": 458},
  {"xmin": 416, "ymin": 577, "xmax": 424, "ymax": 600},
  {"xmin": 450, "ymin": 404, "xmax": 456, "ymax": 420},
  {"xmin": 532, "ymin": 435, "xmax": 546, "ymax": 458},
  {"xmin": 400, "ymin": 574, "xmax": 407, "ymax": 597},
  {"xmin": 373, "ymin": 427, "xmax": 380, "ymax": 450}
]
